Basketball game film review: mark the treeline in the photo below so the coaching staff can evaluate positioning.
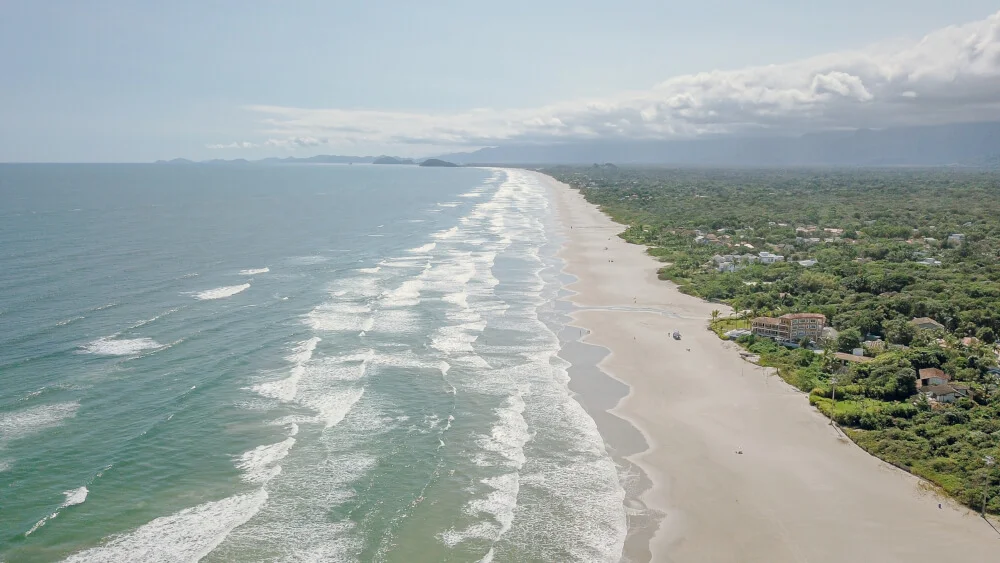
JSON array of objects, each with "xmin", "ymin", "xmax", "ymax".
[{"xmin": 548, "ymin": 166, "xmax": 1000, "ymax": 514}]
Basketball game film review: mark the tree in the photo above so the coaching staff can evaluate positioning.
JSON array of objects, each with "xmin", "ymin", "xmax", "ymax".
[
  {"xmin": 837, "ymin": 327, "xmax": 863, "ymax": 353},
  {"xmin": 711, "ymin": 309, "xmax": 720, "ymax": 325},
  {"xmin": 977, "ymin": 326, "xmax": 997, "ymax": 344},
  {"xmin": 884, "ymin": 318, "xmax": 916, "ymax": 345}
]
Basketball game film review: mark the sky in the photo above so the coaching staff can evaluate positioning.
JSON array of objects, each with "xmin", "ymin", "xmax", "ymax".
[{"xmin": 2, "ymin": 1, "xmax": 999, "ymax": 162}]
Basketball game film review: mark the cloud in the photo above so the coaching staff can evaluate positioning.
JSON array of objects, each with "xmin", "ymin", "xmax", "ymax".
[
  {"xmin": 206, "ymin": 141, "xmax": 258, "ymax": 149},
  {"xmin": 233, "ymin": 11, "xmax": 1000, "ymax": 148},
  {"xmin": 205, "ymin": 137, "xmax": 330, "ymax": 150}
]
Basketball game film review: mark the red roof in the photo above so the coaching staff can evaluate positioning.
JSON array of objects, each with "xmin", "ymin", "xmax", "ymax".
[{"xmin": 918, "ymin": 368, "xmax": 949, "ymax": 380}]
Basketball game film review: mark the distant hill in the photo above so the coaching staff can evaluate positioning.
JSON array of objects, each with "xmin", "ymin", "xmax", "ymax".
[
  {"xmin": 372, "ymin": 156, "xmax": 415, "ymax": 165},
  {"xmin": 434, "ymin": 122, "xmax": 1000, "ymax": 167},
  {"xmin": 419, "ymin": 158, "xmax": 458, "ymax": 167}
]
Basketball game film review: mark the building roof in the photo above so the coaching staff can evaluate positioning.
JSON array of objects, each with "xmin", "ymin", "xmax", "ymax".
[
  {"xmin": 752, "ymin": 317, "xmax": 780, "ymax": 325},
  {"xmin": 918, "ymin": 367, "xmax": 949, "ymax": 380},
  {"xmin": 833, "ymin": 352, "xmax": 874, "ymax": 363},
  {"xmin": 910, "ymin": 317, "xmax": 944, "ymax": 329},
  {"xmin": 780, "ymin": 313, "xmax": 826, "ymax": 320},
  {"xmin": 922, "ymin": 384, "xmax": 958, "ymax": 396}
]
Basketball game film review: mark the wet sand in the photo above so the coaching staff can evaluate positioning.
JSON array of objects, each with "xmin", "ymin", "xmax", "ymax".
[{"xmin": 541, "ymin": 171, "xmax": 1000, "ymax": 562}]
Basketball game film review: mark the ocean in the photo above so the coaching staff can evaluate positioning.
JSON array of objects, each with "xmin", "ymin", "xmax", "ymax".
[{"xmin": 0, "ymin": 164, "xmax": 627, "ymax": 562}]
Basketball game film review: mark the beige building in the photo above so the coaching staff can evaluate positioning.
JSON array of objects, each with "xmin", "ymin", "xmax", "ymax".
[{"xmin": 751, "ymin": 313, "xmax": 826, "ymax": 342}]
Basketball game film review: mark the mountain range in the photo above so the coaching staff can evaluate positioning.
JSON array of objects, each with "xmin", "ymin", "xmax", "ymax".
[{"xmin": 157, "ymin": 122, "xmax": 1000, "ymax": 167}]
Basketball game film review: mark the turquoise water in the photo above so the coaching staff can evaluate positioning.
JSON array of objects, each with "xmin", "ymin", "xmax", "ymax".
[{"xmin": 0, "ymin": 164, "xmax": 625, "ymax": 562}]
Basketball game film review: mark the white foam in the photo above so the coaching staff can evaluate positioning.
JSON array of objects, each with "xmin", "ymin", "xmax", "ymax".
[
  {"xmin": 63, "ymin": 490, "xmax": 268, "ymax": 563},
  {"xmin": 56, "ymin": 316, "xmax": 85, "ymax": 327},
  {"xmin": 407, "ymin": 242, "xmax": 437, "ymax": 254},
  {"xmin": 80, "ymin": 337, "xmax": 163, "ymax": 356},
  {"xmin": 252, "ymin": 338, "xmax": 320, "ymax": 402},
  {"xmin": 194, "ymin": 283, "xmax": 250, "ymax": 300},
  {"xmin": 234, "ymin": 437, "xmax": 295, "ymax": 484},
  {"xmin": 442, "ymin": 291, "xmax": 469, "ymax": 309},
  {"xmin": 25, "ymin": 486, "xmax": 90, "ymax": 536},
  {"xmin": 304, "ymin": 302, "xmax": 373, "ymax": 332},
  {"xmin": 440, "ymin": 473, "xmax": 520, "ymax": 548},
  {"xmin": 0, "ymin": 402, "xmax": 80, "ymax": 444},
  {"xmin": 130, "ymin": 308, "xmax": 179, "ymax": 329},
  {"xmin": 432, "ymin": 226, "xmax": 460, "ymax": 239},
  {"xmin": 380, "ymin": 279, "xmax": 423, "ymax": 308},
  {"xmin": 288, "ymin": 255, "xmax": 328, "ymax": 265},
  {"xmin": 62, "ymin": 486, "xmax": 89, "ymax": 507},
  {"xmin": 437, "ymin": 202, "xmax": 461, "ymax": 208},
  {"xmin": 239, "ymin": 267, "xmax": 270, "ymax": 275},
  {"xmin": 431, "ymin": 322, "xmax": 486, "ymax": 354},
  {"xmin": 312, "ymin": 387, "xmax": 365, "ymax": 428},
  {"xmin": 356, "ymin": 266, "xmax": 381, "ymax": 274},
  {"xmin": 475, "ymin": 393, "xmax": 530, "ymax": 468}
]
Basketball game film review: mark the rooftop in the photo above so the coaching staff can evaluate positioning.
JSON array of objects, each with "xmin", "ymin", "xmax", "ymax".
[
  {"xmin": 833, "ymin": 352, "xmax": 874, "ymax": 363},
  {"xmin": 780, "ymin": 313, "xmax": 826, "ymax": 320},
  {"xmin": 918, "ymin": 367, "xmax": 949, "ymax": 380}
]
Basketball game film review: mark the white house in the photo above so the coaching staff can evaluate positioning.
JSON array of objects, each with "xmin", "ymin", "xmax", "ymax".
[
  {"xmin": 917, "ymin": 257, "xmax": 942, "ymax": 266},
  {"xmin": 797, "ymin": 259, "xmax": 818, "ymax": 267},
  {"xmin": 758, "ymin": 251, "xmax": 785, "ymax": 264},
  {"xmin": 948, "ymin": 233, "xmax": 965, "ymax": 244}
]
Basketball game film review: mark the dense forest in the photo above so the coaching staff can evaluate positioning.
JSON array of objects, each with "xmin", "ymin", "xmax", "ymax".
[{"xmin": 547, "ymin": 166, "xmax": 1000, "ymax": 514}]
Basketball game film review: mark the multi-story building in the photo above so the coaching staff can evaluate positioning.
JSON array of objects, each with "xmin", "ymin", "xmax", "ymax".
[{"xmin": 751, "ymin": 313, "xmax": 826, "ymax": 343}]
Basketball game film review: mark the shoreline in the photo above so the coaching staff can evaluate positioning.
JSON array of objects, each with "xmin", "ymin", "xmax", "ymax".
[{"xmin": 538, "ymin": 170, "xmax": 1000, "ymax": 562}]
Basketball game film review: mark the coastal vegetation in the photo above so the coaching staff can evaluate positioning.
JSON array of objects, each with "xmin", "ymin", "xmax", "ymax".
[
  {"xmin": 419, "ymin": 158, "xmax": 458, "ymax": 167},
  {"xmin": 547, "ymin": 166, "xmax": 1000, "ymax": 514}
]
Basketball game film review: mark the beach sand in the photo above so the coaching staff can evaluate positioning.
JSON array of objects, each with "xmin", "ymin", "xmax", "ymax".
[{"xmin": 540, "ymin": 171, "xmax": 1000, "ymax": 563}]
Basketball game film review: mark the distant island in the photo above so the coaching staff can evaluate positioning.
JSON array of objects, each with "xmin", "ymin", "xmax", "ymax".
[
  {"xmin": 372, "ymin": 156, "xmax": 415, "ymax": 165},
  {"xmin": 419, "ymin": 159, "xmax": 458, "ymax": 167}
]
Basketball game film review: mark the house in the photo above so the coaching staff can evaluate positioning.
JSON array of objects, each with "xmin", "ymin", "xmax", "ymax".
[
  {"xmin": 911, "ymin": 317, "xmax": 945, "ymax": 331},
  {"xmin": 921, "ymin": 383, "xmax": 969, "ymax": 404},
  {"xmin": 916, "ymin": 367, "xmax": 951, "ymax": 388},
  {"xmin": 948, "ymin": 233, "xmax": 966, "ymax": 244},
  {"xmin": 758, "ymin": 251, "xmax": 785, "ymax": 264},
  {"xmin": 917, "ymin": 257, "xmax": 942, "ymax": 266},
  {"xmin": 751, "ymin": 313, "xmax": 826, "ymax": 342},
  {"xmin": 797, "ymin": 259, "xmax": 818, "ymax": 267}
]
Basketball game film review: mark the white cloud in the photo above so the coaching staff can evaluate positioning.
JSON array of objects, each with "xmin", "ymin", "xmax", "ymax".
[
  {"xmin": 205, "ymin": 141, "xmax": 258, "ymax": 149},
  {"xmin": 230, "ymin": 11, "xmax": 1000, "ymax": 148}
]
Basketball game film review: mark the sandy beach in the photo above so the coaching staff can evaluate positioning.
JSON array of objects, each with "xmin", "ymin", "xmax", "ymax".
[{"xmin": 541, "ymin": 171, "xmax": 1000, "ymax": 562}]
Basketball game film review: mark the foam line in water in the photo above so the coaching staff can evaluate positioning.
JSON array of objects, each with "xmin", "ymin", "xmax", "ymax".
[
  {"xmin": 432, "ymin": 226, "xmax": 459, "ymax": 239},
  {"xmin": 25, "ymin": 486, "xmax": 90, "ymax": 536},
  {"xmin": 129, "ymin": 308, "xmax": 180, "ymax": 329},
  {"xmin": 406, "ymin": 242, "xmax": 437, "ymax": 254},
  {"xmin": 252, "ymin": 337, "xmax": 320, "ymax": 402},
  {"xmin": 63, "ymin": 490, "xmax": 268, "ymax": 562},
  {"xmin": 79, "ymin": 337, "xmax": 163, "ymax": 356},
  {"xmin": 0, "ymin": 402, "xmax": 80, "ymax": 444},
  {"xmin": 234, "ymin": 437, "xmax": 295, "ymax": 484},
  {"xmin": 193, "ymin": 283, "xmax": 250, "ymax": 300},
  {"xmin": 239, "ymin": 267, "xmax": 270, "ymax": 275}
]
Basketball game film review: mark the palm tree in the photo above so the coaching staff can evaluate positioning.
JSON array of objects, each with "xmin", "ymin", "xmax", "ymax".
[{"xmin": 711, "ymin": 309, "xmax": 720, "ymax": 326}]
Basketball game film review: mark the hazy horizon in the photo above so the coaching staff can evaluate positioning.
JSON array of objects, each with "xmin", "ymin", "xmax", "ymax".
[{"xmin": 3, "ymin": 2, "xmax": 1000, "ymax": 162}]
